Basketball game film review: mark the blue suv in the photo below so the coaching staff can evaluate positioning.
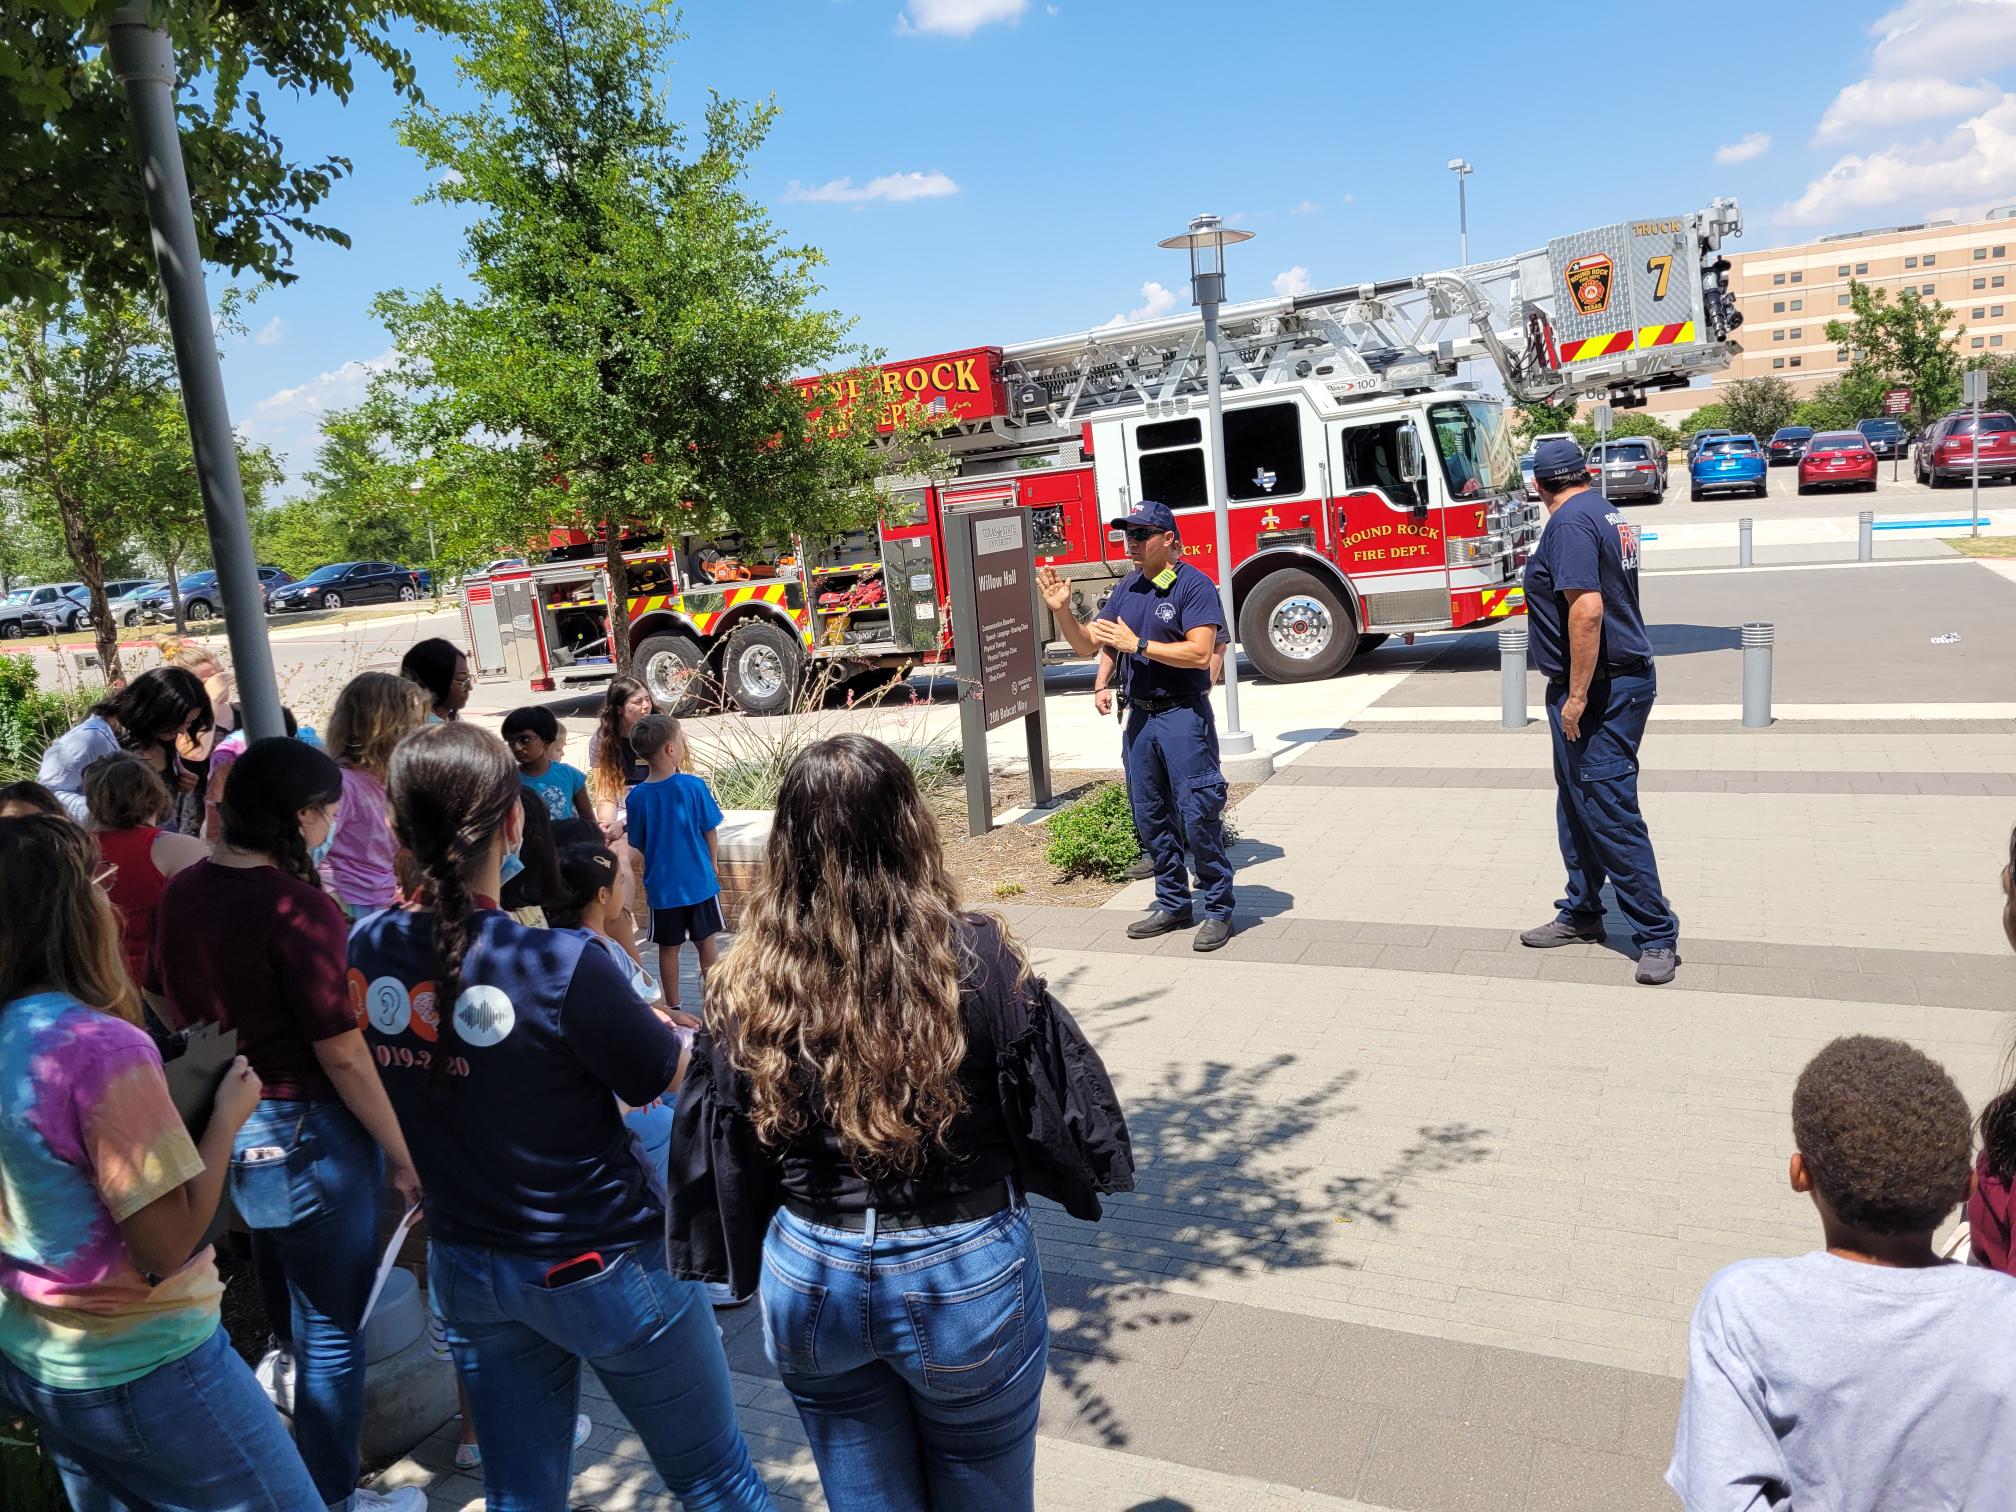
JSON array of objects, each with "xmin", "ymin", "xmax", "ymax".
[{"xmin": 1689, "ymin": 434, "xmax": 1768, "ymax": 500}]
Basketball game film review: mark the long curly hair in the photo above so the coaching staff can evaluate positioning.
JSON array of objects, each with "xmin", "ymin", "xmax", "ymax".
[
  {"xmin": 220, "ymin": 738, "xmax": 343, "ymax": 890},
  {"xmin": 1981, "ymin": 823, "xmax": 2016, "ymax": 1181},
  {"xmin": 389, "ymin": 723, "xmax": 522, "ymax": 1092},
  {"xmin": 710, "ymin": 734, "xmax": 973, "ymax": 1176},
  {"xmin": 0, "ymin": 815, "xmax": 137, "ymax": 1024},
  {"xmin": 327, "ymin": 671, "xmax": 430, "ymax": 781},
  {"xmin": 589, "ymin": 674, "xmax": 650, "ymax": 805}
]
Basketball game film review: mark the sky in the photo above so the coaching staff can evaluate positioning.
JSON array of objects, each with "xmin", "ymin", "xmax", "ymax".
[{"xmin": 216, "ymin": 0, "xmax": 2016, "ymax": 489}]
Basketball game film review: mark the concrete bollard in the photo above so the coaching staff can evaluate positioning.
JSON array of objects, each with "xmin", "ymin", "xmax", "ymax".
[
  {"xmin": 1738, "ymin": 516, "xmax": 1753, "ymax": 567},
  {"xmin": 1858, "ymin": 509, "xmax": 1874, "ymax": 562},
  {"xmin": 1742, "ymin": 621, "xmax": 1774, "ymax": 729},
  {"xmin": 1498, "ymin": 620, "xmax": 1528, "ymax": 730}
]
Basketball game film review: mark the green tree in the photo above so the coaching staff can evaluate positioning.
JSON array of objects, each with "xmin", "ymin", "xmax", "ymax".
[
  {"xmin": 1963, "ymin": 353, "xmax": 2016, "ymax": 416},
  {"xmin": 1720, "ymin": 377, "xmax": 1800, "ymax": 443},
  {"xmin": 1, "ymin": 1, "xmax": 465, "ymax": 307},
  {"xmin": 372, "ymin": 0, "xmax": 926, "ymax": 670},
  {"xmin": 1824, "ymin": 281, "xmax": 1962, "ymax": 432},
  {"xmin": 1679, "ymin": 402, "xmax": 1732, "ymax": 438},
  {"xmin": 1511, "ymin": 396, "xmax": 1578, "ymax": 444},
  {"xmin": 251, "ymin": 404, "xmax": 427, "ymax": 580}
]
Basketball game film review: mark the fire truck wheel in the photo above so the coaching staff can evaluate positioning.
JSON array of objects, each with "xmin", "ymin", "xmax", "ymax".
[
  {"xmin": 1236, "ymin": 569, "xmax": 1357, "ymax": 683},
  {"xmin": 723, "ymin": 621, "xmax": 804, "ymax": 716},
  {"xmin": 632, "ymin": 632, "xmax": 710, "ymax": 716}
]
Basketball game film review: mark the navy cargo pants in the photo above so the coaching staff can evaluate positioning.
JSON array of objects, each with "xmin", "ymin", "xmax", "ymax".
[
  {"xmin": 1546, "ymin": 669, "xmax": 1678, "ymax": 951},
  {"xmin": 1123, "ymin": 698, "xmax": 1234, "ymax": 920}
]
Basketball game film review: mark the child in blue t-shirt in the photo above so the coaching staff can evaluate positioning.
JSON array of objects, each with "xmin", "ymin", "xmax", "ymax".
[
  {"xmin": 623, "ymin": 715, "xmax": 724, "ymax": 1014},
  {"xmin": 502, "ymin": 705, "xmax": 595, "ymax": 826}
]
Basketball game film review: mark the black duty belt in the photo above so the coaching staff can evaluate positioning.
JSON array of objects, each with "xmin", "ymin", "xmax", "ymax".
[
  {"xmin": 1547, "ymin": 657, "xmax": 1653, "ymax": 689},
  {"xmin": 784, "ymin": 1179, "xmax": 1011, "ymax": 1234},
  {"xmin": 1125, "ymin": 691, "xmax": 1205, "ymax": 714}
]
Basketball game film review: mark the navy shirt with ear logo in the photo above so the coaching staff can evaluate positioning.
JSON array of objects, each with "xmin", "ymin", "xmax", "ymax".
[
  {"xmin": 1094, "ymin": 560, "xmax": 1224, "ymax": 702},
  {"xmin": 348, "ymin": 906, "xmax": 682, "ymax": 1257}
]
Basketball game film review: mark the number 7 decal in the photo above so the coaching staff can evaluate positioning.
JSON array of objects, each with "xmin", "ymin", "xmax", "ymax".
[{"xmin": 1646, "ymin": 254, "xmax": 1673, "ymax": 301}]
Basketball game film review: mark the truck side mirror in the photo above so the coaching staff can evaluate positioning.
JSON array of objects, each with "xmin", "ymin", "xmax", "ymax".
[{"xmin": 1397, "ymin": 427, "xmax": 1425, "ymax": 483}]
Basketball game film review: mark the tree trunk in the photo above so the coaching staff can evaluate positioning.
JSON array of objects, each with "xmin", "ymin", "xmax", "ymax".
[
  {"xmin": 165, "ymin": 547, "xmax": 186, "ymax": 632},
  {"xmin": 604, "ymin": 506, "xmax": 632, "ymax": 669},
  {"xmin": 53, "ymin": 495, "xmax": 122, "ymax": 686}
]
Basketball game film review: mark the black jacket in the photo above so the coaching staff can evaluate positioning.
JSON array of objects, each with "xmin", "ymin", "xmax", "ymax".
[{"xmin": 665, "ymin": 915, "xmax": 1134, "ymax": 1296}]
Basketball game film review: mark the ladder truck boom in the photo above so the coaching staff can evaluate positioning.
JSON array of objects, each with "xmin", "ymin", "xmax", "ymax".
[{"xmin": 1000, "ymin": 199, "xmax": 1743, "ymax": 428}]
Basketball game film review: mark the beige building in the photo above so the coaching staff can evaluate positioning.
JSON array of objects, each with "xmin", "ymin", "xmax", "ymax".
[{"xmin": 1642, "ymin": 208, "xmax": 2016, "ymax": 421}]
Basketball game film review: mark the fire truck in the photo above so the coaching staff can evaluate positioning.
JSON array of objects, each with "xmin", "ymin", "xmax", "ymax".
[{"xmin": 460, "ymin": 202, "xmax": 1744, "ymax": 713}]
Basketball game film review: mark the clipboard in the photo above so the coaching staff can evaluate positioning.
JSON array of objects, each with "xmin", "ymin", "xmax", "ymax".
[{"xmin": 160, "ymin": 1021, "xmax": 239, "ymax": 1260}]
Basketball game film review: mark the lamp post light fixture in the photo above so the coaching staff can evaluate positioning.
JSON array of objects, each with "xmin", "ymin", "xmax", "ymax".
[
  {"xmin": 1157, "ymin": 212, "xmax": 1258, "ymax": 761},
  {"xmin": 1447, "ymin": 157, "xmax": 1473, "ymax": 267}
]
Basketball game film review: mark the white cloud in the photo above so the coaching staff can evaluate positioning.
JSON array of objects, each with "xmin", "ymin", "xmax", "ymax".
[
  {"xmin": 782, "ymin": 170, "xmax": 960, "ymax": 205},
  {"xmin": 1289, "ymin": 199, "xmax": 1320, "ymax": 215},
  {"xmin": 1778, "ymin": 92, "xmax": 2016, "ymax": 224},
  {"xmin": 1714, "ymin": 131, "xmax": 1772, "ymax": 165},
  {"xmin": 1045, "ymin": 2, "xmax": 1059, "ymax": 12},
  {"xmin": 1864, "ymin": 0, "xmax": 2016, "ymax": 79},
  {"xmin": 1271, "ymin": 265, "xmax": 1313, "ymax": 297},
  {"xmin": 896, "ymin": 0, "xmax": 1026, "ymax": 36},
  {"xmin": 1816, "ymin": 76, "xmax": 2002, "ymax": 141},
  {"xmin": 253, "ymin": 316, "xmax": 284, "ymax": 346},
  {"xmin": 1099, "ymin": 281, "xmax": 1178, "ymax": 328},
  {"xmin": 242, "ymin": 348, "xmax": 399, "ymax": 481}
]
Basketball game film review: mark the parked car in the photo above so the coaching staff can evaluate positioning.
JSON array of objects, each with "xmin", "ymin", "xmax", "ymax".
[
  {"xmin": 137, "ymin": 565, "xmax": 294, "ymax": 623},
  {"xmin": 1689, "ymin": 434, "xmax": 1768, "ymax": 500},
  {"xmin": 1796, "ymin": 431, "xmax": 1878, "ymax": 494},
  {"xmin": 1855, "ymin": 417, "xmax": 1909, "ymax": 460},
  {"xmin": 268, "ymin": 561, "xmax": 425, "ymax": 612},
  {"xmin": 95, "ymin": 580, "xmax": 169, "ymax": 628},
  {"xmin": 28, "ymin": 579, "xmax": 152, "ymax": 632},
  {"xmin": 1915, "ymin": 409, "xmax": 2016, "ymax": 486},
  {"xmin": 1686, "ymin": 427, "xmax": 1733, "ymax": 463},
  {"xmin": 1765, "ymin": 426, "xmax": 1815, "ymax": 465},
  {"xmin": 0, "ymin": 582, "xmax": 84, "ymax": 635},
  {"xmin": 1586, "ymin": 437, "xmax": 1668, "ymax": 503}
]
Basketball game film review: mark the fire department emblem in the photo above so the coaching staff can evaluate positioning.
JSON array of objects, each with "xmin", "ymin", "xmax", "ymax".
[
  {"xmin": 1252, "ymin": 466, "xmax": 1277, "ymax": 494},
  {"xmin": 1260, "ymin": 508, "xmax": 1282, "ymax": 531},
  {"xmin": 1565, "ymin": 252, "xmax": 1614, "ymax": 316}
]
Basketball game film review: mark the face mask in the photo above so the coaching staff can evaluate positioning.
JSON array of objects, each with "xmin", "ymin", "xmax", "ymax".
[
  {"xmin": 498, "ymin": 824, "xmax": 525, "ymax": 886},
  {"xmin": 308, "ymin": 807, "xmax": 341, "ymax": 868}
]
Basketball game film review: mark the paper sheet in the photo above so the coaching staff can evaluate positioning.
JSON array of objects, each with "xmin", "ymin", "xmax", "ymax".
[{"xmin": 363, "ymin": 1203, "xmax": 424, "ymax": 1324}]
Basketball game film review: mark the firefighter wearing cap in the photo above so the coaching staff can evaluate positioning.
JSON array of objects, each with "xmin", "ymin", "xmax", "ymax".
[
  {"xmin": 1038, "ymin": 500, "xmax": 1234, "ymax": 952},
  {"xmin": 1520, "ymin": 436, "xmax": 1680, "ymax": 985}
]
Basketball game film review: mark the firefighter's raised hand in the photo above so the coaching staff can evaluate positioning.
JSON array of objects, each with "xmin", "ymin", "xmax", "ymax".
[{"xmin": 1036, "ymin": 565, "xmax": 1074, "ymax": 615}]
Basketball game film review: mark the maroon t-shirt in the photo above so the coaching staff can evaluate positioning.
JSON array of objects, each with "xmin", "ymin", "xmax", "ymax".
[{"xmin": 155, "ymin": 861, "xmax": 356, "ymax": 1101}]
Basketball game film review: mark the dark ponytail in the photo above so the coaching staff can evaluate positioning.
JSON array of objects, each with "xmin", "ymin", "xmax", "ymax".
[
  {"xmin": 388, "ymin": 723, "xmax": 521, "ymax": 1091},
  {"xmin": 219, "ymin": 738, "xmax": 343, "ymax": 889}
]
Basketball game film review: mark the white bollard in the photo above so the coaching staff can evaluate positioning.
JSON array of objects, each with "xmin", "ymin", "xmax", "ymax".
[
  {"xmin": 1742, "ymin": 621, "xmax": 1774, "ymax": 728},
  {"xmin": 1499, "ymin": 621, "xmax": 1528, "ymax": 730},
  {"xmin": 1858, "ymin": 509, "xmax": 1874, "ymax": 562},
  {"xmin": 1739, "ymin": 517, "xmax": 1753, "ymax": 567}
]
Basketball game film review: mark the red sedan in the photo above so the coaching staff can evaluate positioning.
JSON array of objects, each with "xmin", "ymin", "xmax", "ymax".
[{"xmin": 1796, "ymin": 431, "xmax": 1878, "ymax": 494}]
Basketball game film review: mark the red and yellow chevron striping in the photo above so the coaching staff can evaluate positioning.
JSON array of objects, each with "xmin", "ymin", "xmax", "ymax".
[
  {"xmin": 630, "ymin": 580, "xmax": 810, "ymax": 643},
  {"xmin": 1558, "ymin": 321, "xmax": 1697, "ymax": 363},
  {"xmin": 1482, "ymin": 586, "xmax": 1525, "ymax": 618}
]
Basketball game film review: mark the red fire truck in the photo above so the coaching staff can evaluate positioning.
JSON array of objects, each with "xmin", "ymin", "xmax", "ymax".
[{"xmin": 461, "ymin": 202, "xmax": 1745, "ymax": 712}]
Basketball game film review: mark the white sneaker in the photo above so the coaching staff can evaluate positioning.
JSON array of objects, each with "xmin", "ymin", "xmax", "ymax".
[
  {"xmin": 342, "ymin": 1489, "xmax": 427, "ymax": 1512},
  {"xmin": 254, "ymin": 1345, "xmax": 295, "ymax": 1415},
  {"xmin": 453, "ymin": 1413, "xmax": 590, "ymax": 1471},
  {"xmin": 705, "ymin": 1281, "xmax": 748, "ymax": 1309}
]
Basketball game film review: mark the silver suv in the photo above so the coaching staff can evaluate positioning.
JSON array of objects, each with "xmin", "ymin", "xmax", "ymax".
[
  {"xmin": 1586, "ymin": 437, "xmax": 1668, "ymax": 503},
  {"xmin": 0, "ymin": 582, "xmax": 83, "ymax": 638}
]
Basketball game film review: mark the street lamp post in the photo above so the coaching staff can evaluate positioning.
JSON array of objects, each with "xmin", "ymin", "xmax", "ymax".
[
  {"xmin": 1447, "ymin": 158, "xmax": 1473, "ymax": 267},
  {"xmin": 408, "ymin": 477, "xmax": 439, "ymax": 596},
  {"xmin": 1158, "ymin": 213, "xmax": 1259, "ymax": 764}
]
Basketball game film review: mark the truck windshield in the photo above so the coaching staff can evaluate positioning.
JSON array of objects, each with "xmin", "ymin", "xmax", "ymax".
[{"xmin": 1428, "ymin": 401, "xmax": 1518, "ymax": 499}]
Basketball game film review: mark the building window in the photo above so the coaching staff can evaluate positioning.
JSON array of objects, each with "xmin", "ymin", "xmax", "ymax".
[
  {"xmin": 1838, "ymin": 293, "xmax": 1852, "ymax": 306},
  {"xmin": 1772, "ymin": 272, "xmax": 1786, "ymax": 285},
  {"xmin": 1974, "ymin": 277, "xmax": 1988, "ymax": 289},
  {"xmin": 1923, "ymin": 283, "xmax": 1936, "ymax": 295},
  {"xmin": 1837, "ymin": 347, "xmax": 1851, "ymax": 361},
  {"xmin": 1999, "ymin": 245, "xmax": 2009, "ymax": 258},
  {"xmin": 1790, "ymin": 327, "xmax": 1803, "ymax": 338},
  {"xmin": 1791, "ymin": 271, "xmax": 1803, "ymax": 283},
  {"xmin": 1976, "ymin": 247, "xmax": 1989, "ymax": 259},
  {"xmin": 1925, "ymin": 254, "xmax": 1937, "ymax": 266},
  {"xmin": 1772, "ymin": 357, "xmax": 1786, "ymax": 368},
  {"xmin": 1996, "ymin": 305, "xmax": 2006, "ymax": 317},
  {"xmin": 1791, "ymin": 299, "xmax": 1803, "ymax": 310},
  {"xmin": 1995, "ymin": 275, "xmax": 2006, "ymax": 288},
  {"xmin": 1973, "ymin": 336, "xmax": 1987, "ymax": 347},
  {"xmin": 1996, "ymin": 335, "xmax": 2006, "ymax": 347},
  {"xmin": 1856, "ymin": 262, "xmax": 1869, "ymax": 274},
  {"xmin": 1907, "ymin": 256, "xmax": 1919, "ymax": 268},
  {"xmin": 1976, "ymin": 307, "xmax": 1987, "ymax": 319},
  {"xmin": 1789, "ymin": 356, "xmax": 1802, "ymax": 368},
  {"xmin": 1773, "ymin": 301, "xmax": 1785, "ymax": 313},
  {"xmin": 1772, "ymin": 329, "xmax": 1785, "ymax": 341},
  {"xmin": 1838, "ymin": 263, "xmax": 1851, "ymax": 275}
]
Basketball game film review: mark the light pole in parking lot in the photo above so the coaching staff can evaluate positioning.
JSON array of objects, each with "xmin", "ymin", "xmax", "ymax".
[
  {"xmin": 1447, "ymin": 158, "xmax": 1474, "ymax": 267},
  {"xmin": 1158, "ymin": 213, "xmax": 1258, "ymax": 764}
]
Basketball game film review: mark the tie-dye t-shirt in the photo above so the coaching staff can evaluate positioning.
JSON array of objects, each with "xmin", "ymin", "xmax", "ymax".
[{"xmin": 0, "ymin": 992, "xmax": 221, "ymax": 1388}]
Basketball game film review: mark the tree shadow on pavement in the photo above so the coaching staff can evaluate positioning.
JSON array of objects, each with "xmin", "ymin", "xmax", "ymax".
[{"xmin": 1034, "ymin": 995, "xmax": 1494, "ymax": 1449}]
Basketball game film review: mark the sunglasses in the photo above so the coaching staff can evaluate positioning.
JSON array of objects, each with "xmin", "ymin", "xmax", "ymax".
[{"xmin": 1109, "ymin": 527, "xmax": 1165, "ymax": 544}]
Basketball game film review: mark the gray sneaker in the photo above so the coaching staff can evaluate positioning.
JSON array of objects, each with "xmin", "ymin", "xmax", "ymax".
[
  {"xmin": 1635, "ymin": 948, "xmax": 1680, "ymax": 985},
  {"xmin": 1519, "ymin": 918, "xmax": 1606, "ymax": 948}
]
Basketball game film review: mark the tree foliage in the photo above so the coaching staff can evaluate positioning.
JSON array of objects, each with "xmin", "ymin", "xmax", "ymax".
[
  {"xmin": 1963, "ymin": 353, "xmax": 2016, "ymax": 417},
  {"xmin": 1824, "ymin": 281, "xmax": 1962, "ymax": 431},
  {"xmin": 1570, "ymin": 411, "xmax": 1680, "ymax": 454},
  {"xmin": 1679, "ymin": 402, "xmax": 1731, "ymax": 438},
  {"xmin": 371, "ymin": 0, "xmax": 929, "ymax": 668},
  {"xmin": 1510, "ymin": 397, "xmax": 1578, "ymax": 444},
  {"xmin": 1, "ymin": 1, "xmax": 466, "ymax": 308},
  {"xmin": 1720, "ymin": 377, "xmax": 1800, "ymax": 443},
  {"xmin": 252, "ymin": 404, "xmax": 427, "ymax": 578}
]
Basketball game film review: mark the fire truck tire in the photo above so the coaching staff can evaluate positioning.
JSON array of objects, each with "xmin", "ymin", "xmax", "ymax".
[
  {"xmin": 632, "ymin": 632, "xmax": 710, "ymax": 717},
  {"xmin": 723, "ymin": 621, "xmax": 804, "ymax": 716},
  {"xmin": 1236, "ymin": 570, "xmax": 1357, "ymax": 683}
]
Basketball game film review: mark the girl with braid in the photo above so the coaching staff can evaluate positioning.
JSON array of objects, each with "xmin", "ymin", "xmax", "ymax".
[
  {"xmin": 154, "ymin": 738, "xmax": 425, "ymax": 1512},
  {"xmin": 350, "ymin": 722, "xmax": 770, "ymax": 1512}
]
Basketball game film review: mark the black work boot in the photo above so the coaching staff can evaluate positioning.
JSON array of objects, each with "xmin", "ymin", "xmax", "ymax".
[
  {"xmin": 1118, "ymin": 855, "xmax": 1156, "ymax": 882},
  {"xmin": 1126, "ymin": 910, "xmax": 1195, "ymax": 939},
  {"xmin": 1520, "ymin": 917, "xmax": 1607, "ymax": 948},
  {"xmin": 1192, "ymin": 918, "xmax": 1233, "ymax": 952}
]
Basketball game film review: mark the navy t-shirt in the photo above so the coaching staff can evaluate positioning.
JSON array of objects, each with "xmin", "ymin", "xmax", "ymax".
[
  {"xmin": 348, "ymin": 907, "xmax": 681, "ymax": 1256},
  {"xmin": 1094, "ymin": 561, "xmax": 1225, "ymax": 702},
  {"xmin": 1522, "ymin": 488, "xmax": 1653, "ymax": 681}
]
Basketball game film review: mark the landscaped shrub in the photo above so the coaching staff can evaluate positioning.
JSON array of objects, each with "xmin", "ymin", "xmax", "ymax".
[
  {"xmin": 0, "ymin": 654, "xmax": 99, "ymax": 785},
  {"xmin": 1044, "ymin": 781, "xmax": 1141, "ymax": 880}
]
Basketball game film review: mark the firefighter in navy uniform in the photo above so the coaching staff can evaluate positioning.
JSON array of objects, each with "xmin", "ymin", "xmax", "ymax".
[
  {"xmin": 1038, "ymin": 501, "xmax": 1234, "ymax": 952},
  {"xmin": 1519, "ymin": 437, "xmax": 1680, "ymax": 985}
]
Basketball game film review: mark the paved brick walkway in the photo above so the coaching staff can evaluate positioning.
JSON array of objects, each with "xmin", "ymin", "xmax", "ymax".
[{"xmin": 375, "ymin": 562, "xmax": 2016, "ymax": 1510}]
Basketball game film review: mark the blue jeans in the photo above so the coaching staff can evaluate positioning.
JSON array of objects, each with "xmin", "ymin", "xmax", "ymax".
[
  {"xmin": 761, "ymin": 1200, "xmax": 1048, "ymax": 1512},
  {"xmin": 1123, "ymin": 700, "xmax": 1233, "ymax": 919},
  {"xmin": 429, "ymin": 1239, "xmax": 771, "ymax": 1512},
  {"xmin": 1547, "ymin": 670, "xmax": 1679, "ymax": 950},
  {"xmin": 230, "ymin": 1097, "xmax": 383, "ymax": 1508},
  {"xmin": 0, "ymin": 1324, "xmax": 321, "ymax": 1511}
]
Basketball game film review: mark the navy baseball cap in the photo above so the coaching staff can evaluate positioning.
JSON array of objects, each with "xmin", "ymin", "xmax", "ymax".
[
  {"xmin": 1107, "ymin": 499, "xmax": 1180, "ymax": 537},
  {"xmin": 1533, "ymin": 437, "xmax": 1588, "ymax": 484}
]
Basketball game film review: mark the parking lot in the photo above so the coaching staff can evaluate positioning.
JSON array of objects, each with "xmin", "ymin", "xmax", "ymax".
[{"xmin": 1610, "ymin": 451, "xmax": 2008, "ymax": 527}]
